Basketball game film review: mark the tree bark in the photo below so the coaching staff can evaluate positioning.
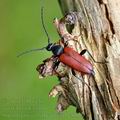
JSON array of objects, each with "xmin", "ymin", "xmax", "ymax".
[{"xmin": 37, "ymin": 0, "xmax": 120, "ymax": 120}]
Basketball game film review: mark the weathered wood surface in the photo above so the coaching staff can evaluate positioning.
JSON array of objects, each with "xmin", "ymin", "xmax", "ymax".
[{"xmin": 37, "ymin": 0, "xmax": 120, "ymax": 120}]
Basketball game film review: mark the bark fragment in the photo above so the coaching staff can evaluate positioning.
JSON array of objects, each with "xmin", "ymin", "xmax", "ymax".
[{"xmin": 37, "ymin": 0, "xmax": 120, "ymax": 119}]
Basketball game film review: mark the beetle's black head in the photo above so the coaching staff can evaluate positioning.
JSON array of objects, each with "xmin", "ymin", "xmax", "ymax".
[{"xmin": 46, "ymin": 43, "xmax": 54, "ymax": 51}]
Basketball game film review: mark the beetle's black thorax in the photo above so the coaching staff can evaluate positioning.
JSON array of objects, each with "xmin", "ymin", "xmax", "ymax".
[{"xmin": 46, "ymin": 43, "xmax": 64, "ymax": 56}]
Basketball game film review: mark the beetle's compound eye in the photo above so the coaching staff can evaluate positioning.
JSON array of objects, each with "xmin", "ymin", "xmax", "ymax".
[{"xmin": 46, "ymin": 43, "xmax": 54, "ymax": 51}]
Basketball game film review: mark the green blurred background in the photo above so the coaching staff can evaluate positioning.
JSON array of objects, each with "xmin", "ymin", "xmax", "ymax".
[{"xmin": 0, "ymin": 0, "xmax": 83, "ymax": 120}]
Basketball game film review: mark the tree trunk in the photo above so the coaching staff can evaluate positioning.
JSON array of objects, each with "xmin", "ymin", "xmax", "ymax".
[{"xmin": 37, "ymin": 0, "xmax": 120, "ymax": 120}]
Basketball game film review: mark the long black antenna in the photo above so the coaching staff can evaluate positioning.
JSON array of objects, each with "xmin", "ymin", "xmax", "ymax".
[
  {"xmin": 41, "ymin": 7, "xmax": 51, "ymax": 44},
  {"xmin": 17, "ymin": 6, "xmax": 50, "ymax": 57},
  {"xmin": 17, "ymin": 47, "xmax": 46, "ymax": 57}
]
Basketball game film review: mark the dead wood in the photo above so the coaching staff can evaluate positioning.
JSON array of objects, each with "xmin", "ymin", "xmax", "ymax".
[{"xmin": 37, "ymin": 0, "xmax": 120, "ymax": 119}]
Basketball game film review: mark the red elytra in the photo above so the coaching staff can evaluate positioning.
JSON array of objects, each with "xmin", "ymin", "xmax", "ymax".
[{"xmin": 59, "ymin": 47, "xmax": 93, "ymax": 75}]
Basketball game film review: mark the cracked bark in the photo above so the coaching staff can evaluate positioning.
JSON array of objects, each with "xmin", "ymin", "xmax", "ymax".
[{"xmin": 37, "ymin": 0, "xmax": 120, "ymax": 120}]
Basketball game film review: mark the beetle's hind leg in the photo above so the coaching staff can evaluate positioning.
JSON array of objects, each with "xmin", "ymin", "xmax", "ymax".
[{"xmin": 80, "ymin": 49, "xmax": 108, "ymax": 64}]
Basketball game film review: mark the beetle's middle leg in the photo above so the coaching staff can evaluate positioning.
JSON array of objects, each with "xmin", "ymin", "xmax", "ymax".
[{"xmin": 71, "ymin": 69, "xmax": 91, "ymax": 90}]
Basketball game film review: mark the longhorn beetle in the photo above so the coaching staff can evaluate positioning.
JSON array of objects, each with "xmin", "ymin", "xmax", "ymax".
[{"xmin": 18, "ymin": 7, "xmax": 107, "ymax": 85}]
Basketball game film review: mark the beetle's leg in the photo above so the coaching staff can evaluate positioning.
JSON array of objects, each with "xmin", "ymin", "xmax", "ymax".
[
  {"xmin": 53, "ymin": 59, "xmax": 60, "ymax": 70},
  {"xmin": 71, "ymin": 69, "xmax": 91, "ymax": 89},
  {"xmin": 52, "ymin": 60, "xmax": 63, "ymax": 77},
  {"xmin": 72, "ymin": 69, "xmax": 84, "ymax": 83},
  {"xmin": 64, "ymin": 40, "xmax": 69, "ymax": 47},
  {"xmin": 80, "ymin": 49, "xmax": 87, "ymax": 55},
  {"xmin": 80, "ymin": 49, "xmax": 108, "ymax": 64}
]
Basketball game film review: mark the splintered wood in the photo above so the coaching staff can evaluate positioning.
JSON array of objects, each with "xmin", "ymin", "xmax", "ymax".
[{"xmin": 37, "ymin": 3, "xmax": 120, "ymax": 119}]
